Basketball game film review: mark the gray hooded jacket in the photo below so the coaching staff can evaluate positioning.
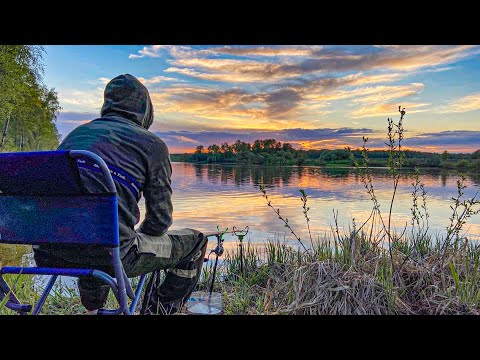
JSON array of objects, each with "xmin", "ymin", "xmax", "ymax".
[{"xmin": 37, "ymin": 74, "xmax": 173, "ymax": 265}]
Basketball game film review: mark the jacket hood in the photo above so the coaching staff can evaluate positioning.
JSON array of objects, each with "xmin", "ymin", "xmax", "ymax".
[{"xmin": 100, "ymin": 74, "xmax": 154, "ymax": 129}]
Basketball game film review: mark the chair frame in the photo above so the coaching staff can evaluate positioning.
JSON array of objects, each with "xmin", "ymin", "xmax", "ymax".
[{"xmin": 0, "ymin": 150, "xmax": 147, "ymax": 315}]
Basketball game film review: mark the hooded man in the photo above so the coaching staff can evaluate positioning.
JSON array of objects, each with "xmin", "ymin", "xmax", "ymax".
[{"xmin": 33, "ymin": 74, "xmax": 207, "ymax": 315}]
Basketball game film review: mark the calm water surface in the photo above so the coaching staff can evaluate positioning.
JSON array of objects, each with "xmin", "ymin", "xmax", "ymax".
[
  {"xmin": 156, "ymin": 163, "xmax": 480, "ymax": 245},
  {"xmin": 1, "ymin": 163, "xmax": 479, "ymax": 268}
]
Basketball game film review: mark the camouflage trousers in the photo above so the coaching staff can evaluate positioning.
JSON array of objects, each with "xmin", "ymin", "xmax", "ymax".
[{"xmin": 33, "ymin": 229, "xmax": 207, "ymax": 311}]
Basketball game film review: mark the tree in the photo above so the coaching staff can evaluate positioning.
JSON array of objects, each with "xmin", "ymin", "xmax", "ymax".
[
  {"xmin": 252, "ymin": 140, "xmax": 262, "ymax": 154},
  {"xmin": 282, "ymin": 142, "xmax": 294, "ymax": 152},
  {"xmin": 221, "ymin": 142, "xmax": 233, "ymax": 159},
  {"xmin": 207, "ymin": 144, "xmax": 220, "ymax": 162},
  {"xmin": 441, "ymin": 150, "xmax": 449, "ymax": 161},
  {"xmin": 262, "ymin": 139, "xmax": 277, "ymax": 153},
  {"xmin": 0, "ymin": 45, "xmax": 60, "ymax": 151}
]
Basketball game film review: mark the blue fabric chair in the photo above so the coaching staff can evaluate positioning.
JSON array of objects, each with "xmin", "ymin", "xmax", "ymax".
[{"xmin": 0, "ymin": 150, "xmax": 147, "ymax": 315}]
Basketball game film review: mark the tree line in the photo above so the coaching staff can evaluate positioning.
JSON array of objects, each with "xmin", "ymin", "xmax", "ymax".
[
  {"xmin": 0, "ymin": 45, "xmax": 61, "ymax": 152},
  {"xmin": 171, "ymin": 138, "xmax": 480, "ymax": 170}
]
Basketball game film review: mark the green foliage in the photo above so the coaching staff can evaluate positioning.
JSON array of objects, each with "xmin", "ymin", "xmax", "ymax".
[
  {"xmin": 172, "ymin": 139, "xmax": 478, "ymax": 170},
  {"xmin": 0, "ymin": 45, "xmax": 61, "ymax": 152}
]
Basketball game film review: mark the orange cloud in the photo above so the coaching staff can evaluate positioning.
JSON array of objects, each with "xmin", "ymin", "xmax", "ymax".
[
  {"xmin": 213, "ymin": 46, "xmax": 322, "ymax": 57},
  {"xmin": 351, "ymin": 102, "xmax": 430, "ymax": 118},
  {"xmin": 438, "ymin": 92, "xmax": 480, "ymax": 113}
]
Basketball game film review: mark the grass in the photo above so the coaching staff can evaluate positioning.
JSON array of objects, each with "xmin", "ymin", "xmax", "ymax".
[
  {"xmin": 0, "ymin": 273, "xmax": 120, "ymax": 315},
  {"xmin": 2, "ymin": 231, "xmax": 480, "ymax": 315},
  {"xmin": 191, "ymin": 229, "xmax": 480, "ymax": 315},
  {"xmin": 194, "ymin": 229, "xmax": 480, "ymax": 315}
]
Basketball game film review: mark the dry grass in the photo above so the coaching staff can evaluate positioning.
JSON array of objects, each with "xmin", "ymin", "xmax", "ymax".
[{"xmin": 194, "ymin": 235, "xmax": 480, "ymax": 315}]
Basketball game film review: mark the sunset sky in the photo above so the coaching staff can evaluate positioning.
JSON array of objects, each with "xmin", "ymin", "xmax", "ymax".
[{"xmin": 44, "ymin": 45, "xmax": 480, "ymax": 153}]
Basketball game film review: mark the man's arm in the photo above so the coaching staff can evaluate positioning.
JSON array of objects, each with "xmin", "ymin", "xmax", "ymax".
[{"xmin": 138, "ymin": 139, "xmax": 173, "ymax": 236}]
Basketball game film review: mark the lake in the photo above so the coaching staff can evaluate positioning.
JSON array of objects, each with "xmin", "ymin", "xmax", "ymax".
[
  {"xmin": 159, "ymin": 163, "xmax": 480, "ymax": 245},
  {"xmin": 1, "ymin": 162, "xmax": 479, "ymax": 268}
]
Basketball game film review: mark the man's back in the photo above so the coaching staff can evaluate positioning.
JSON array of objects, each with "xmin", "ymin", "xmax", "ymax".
[{"xmin": 36, "ymin": 74, "xmax": 173, "ymax": 265}]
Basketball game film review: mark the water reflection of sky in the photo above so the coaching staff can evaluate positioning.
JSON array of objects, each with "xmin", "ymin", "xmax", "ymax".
[
  {"xmin": 1, "ymin": 163, "xmax": 479, "ymax": 297},
  {"xmin": 137, "ymin": 163, "xmax": 480, "ymax": 244}
]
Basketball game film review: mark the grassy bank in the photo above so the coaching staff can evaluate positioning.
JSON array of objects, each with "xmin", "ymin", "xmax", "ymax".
[
  {"xmin": 197, "ymin": 233, "xmax": 480, "ymax": 315},
  {"xmin": 2, "ymin": 232, "xmax": 480, "ymax": 315}
]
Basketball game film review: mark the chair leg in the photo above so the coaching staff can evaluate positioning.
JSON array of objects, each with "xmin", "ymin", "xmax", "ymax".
[
  {"xmin": 32, "ymin": 275, "xmax": 57, "ymax": 315},
  {"xmin": 129, "ymin": 274, "xmax": 147, "ymax": 314},
  {"xmin": 110, "ymin": 248, "xmax": 131, "ymax": 315}
]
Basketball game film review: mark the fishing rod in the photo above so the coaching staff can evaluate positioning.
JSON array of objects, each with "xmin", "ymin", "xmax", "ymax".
[
  {"xmin": 233, "ymin": 226, "xmax": 249, "ymax": 277},
  {"xmin": 204, "ymin": 227, "xmax": 229, "ymax": 294},
  {"xmin": 204, "ymin": 226, "xmax": 249, "ymax": 293}
]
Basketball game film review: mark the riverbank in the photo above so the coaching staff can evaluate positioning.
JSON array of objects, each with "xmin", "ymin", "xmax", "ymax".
[
  {"xmin": 2, "ymin": 232, "xmax": 480, "ymax": 315},
  {"xmin": 170, "ymin": 157, "xmax": 480, "ymax": 171},
  {"xmin": 171, "ymin": 146, "xmax": 480, "ymax": 171}
]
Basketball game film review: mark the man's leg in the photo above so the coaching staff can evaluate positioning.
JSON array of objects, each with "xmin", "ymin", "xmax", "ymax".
[
  {"xmin": 77, "ymin": 277, "xmax": 110, "ymax": 313},
  {"xmin": 124, "ymin": 229, "xmax": 208, "ymax": 315},
  {"xmin": 152, "ymin": 231, "xmax": 208, "ymax": 314}
]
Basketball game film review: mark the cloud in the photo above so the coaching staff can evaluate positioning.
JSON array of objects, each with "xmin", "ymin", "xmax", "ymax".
[
  {"xmin": 211, "ymin": 45, "xmax": 323, "ymax": 57},
  {"xmin": 130, "ymin": 46, "xmax": 479, "ymax": 88},
  {"xmin": 425, "ymin": 66, "xmax": 455, "ymax": 73},
  {"xmin": 166, "ymin": 58, "xmax": 292, "ymax": 83},
  {"xmin": 350, "ymin": 83, "xmax": 425, "ymax": 104},
  {"xmin": 164, "ymin": 66, "xmax": 272, "ymax": 83},
  {"xmin": 58, "ymin": 87, "xmax": 104, "ymax": 112},
  {"xmin": 145, "ymin": 74, "xmax": 431, "ymax": 130},
  {"xmin": 404, "ymin": 130, "xmax": 480, "ymax": 152},
  {"xmin": 351, "ymin": 102, "xmax": 430, "ymax": 118},
  {"xmin": 162, "ymin": 45, "xmax": 479, "ymax": 84},
  {"xmin": 55, "ymin": 111, "xmax": 100, "ymax": 138},
  {"xmin": 122, "ymin": 46, "xmax": 480, "ymax": 130},
  {"xmin": 437, "ymin": 92, "xmax": 480, "ymax": 113},
  {"xmin": 56, "ymin": 111, "xmax": 99, "ymax": 121},
  {"xmin": 137, "ymin": 75, "xmax": 179, "ymax": 84},
  {"xmin": 305, "ymin": 45, "xmax": 477, "ymax": 73},
  {"xmin": 129, "ymin": 45, "xmax": 323, "ymax": 60},
  {"xmin": 128, "ymin": 45, "xmax": 168, "ymax": 59},
  {"xmin": 98, "ymin": 75, "xmax": 179, "ymax": 85},
  {"xmin": 129, "ymin": 45, "xmax": 214, "ymax": 59}
]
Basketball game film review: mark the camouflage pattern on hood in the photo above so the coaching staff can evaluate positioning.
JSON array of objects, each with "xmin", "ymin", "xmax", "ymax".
[{"xmin": 100, "ymin": 74, "xmax": 154, "ymax": 129}]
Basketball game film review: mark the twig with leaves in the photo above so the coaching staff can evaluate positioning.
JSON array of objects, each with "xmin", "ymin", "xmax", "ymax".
[
  {"xmin": 299, "ymin": 189, "xmax": 314, "ymax": 248},
  {"xmin": 259, "ymin": 185, "xmax": 307, "ymax": 251}
]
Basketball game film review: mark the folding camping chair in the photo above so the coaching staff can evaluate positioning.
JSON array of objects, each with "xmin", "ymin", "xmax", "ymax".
[{"xmin": 0, "ymin": 150, "xmax": 147, "ymax": 315}]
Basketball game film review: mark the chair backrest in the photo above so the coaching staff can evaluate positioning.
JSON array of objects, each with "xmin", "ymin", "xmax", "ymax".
[{"xmin": 0, "ymin": 150, "xmax": 119, "ymax": 247}]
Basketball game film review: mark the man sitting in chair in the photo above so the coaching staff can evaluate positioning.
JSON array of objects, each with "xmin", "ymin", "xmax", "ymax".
[{"xmin": 33, "ymin": 74, "xmax": 207, "ymax": 315}]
